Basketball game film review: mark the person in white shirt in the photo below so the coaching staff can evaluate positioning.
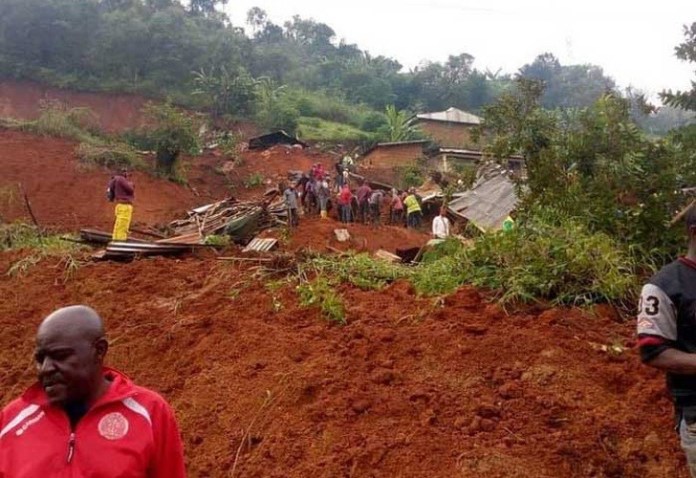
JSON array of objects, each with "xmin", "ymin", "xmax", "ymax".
[{"xmin": 432, "ymin": 207, "xmax": 451, "ymax": 239}]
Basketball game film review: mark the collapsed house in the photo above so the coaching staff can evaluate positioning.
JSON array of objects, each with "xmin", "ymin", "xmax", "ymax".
[{"xmin": 248, "ymin": 131, "xmax": 308, "ymax": 151}]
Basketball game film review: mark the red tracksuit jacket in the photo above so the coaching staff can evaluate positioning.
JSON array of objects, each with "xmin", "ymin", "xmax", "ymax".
[{"xmin": 0, "ymin": 368, "xmax": 186, "ymax": 478}]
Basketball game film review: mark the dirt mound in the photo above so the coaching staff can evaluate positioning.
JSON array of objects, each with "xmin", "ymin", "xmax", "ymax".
[
  {"xmin": 258, "ymin": 216, "xmax": 428, "ymax": 254},
  {"xmin": 0, "ymin": 80, "xmax": 149, "ymax": 133},
  {"xmin": 0, "ymin": 253, "xmax": 684, "ymax": 477},
  {"xmin": 0, "ymin": 130, "xmax": 230, "ymax": 230}
]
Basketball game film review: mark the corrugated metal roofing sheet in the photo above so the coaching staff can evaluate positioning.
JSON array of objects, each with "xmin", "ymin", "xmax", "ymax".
[
  {"xmin": 448, "ymin": 174, "xmax": 517, "ymax": 232},
  {"xmin": 243, "ymin": 238, "xmax": 278, "ymax": 253},
  {"xmin": 416, "ymin": 107, "xmax": 482, "ymax": 125}
]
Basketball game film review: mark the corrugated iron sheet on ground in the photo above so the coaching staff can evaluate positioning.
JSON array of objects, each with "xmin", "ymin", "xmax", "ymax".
[{"xmin": 243, "ymin": 238, "xmax": 278, "ymax": 253}]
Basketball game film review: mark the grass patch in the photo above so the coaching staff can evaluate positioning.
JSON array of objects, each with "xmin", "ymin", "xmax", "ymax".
[
  {"xmin": 297, "ymin": 278, "xmax": 346, "ymax": 325},
  {"xmin": 1, "ymin": 222, "xmax": 86, "ymax": 278},
  {"xmin": 76, "ymin": 143, "xmax": 145, "ymax": 169},
  {"xmin": 244, "ymin": 173, "xmax": 264, "ymax": 189},
  {"xmin": 2, "ymin": 101, "xmax": 144, "ymax": 170},
  {"xmin": 297, "ymin": 117, "xmax": 376, "ymax": 143}
]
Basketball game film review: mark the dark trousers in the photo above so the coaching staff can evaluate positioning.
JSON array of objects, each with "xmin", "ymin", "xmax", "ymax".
[
  {"xmin": 288, "ymin": 207, "xmax": 299, "ymax": 227},
  {"xmin": 391, "ymin": 209, "xmax": 403, "ymax": 225},
  {"xmin": 359, "ymin": 201, "xmax": 370, "ymax": 223},
  {"xmin": 370, "ymin": 203, "xmax": 381, "ymax": 225},
  {"xmin": 340, "ymin": 204, "xmax": 352, "ymax": 223},
  {"xmin": 407, "ymin": 211, "xmax": 422, "ymax": 228}
]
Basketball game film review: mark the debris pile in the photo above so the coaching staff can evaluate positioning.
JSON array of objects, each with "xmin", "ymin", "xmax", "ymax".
[{"xmin": 81, "ymin": 196, "xmax": 293, "ymax": 260}]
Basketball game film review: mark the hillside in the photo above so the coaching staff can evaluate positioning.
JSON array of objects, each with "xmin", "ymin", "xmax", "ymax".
[{"xmin": 0, "ymin": 253, "xmax": 683, "ymax": 477}]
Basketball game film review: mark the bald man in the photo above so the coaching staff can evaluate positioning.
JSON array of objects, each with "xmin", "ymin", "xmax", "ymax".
[{"xmin": 0, "ymin": 306, "xmax": 186, "ymax": 477}]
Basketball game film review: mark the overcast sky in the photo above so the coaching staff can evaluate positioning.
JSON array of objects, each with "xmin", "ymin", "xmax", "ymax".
[{"xmin": 225, "ymin": 0, "xmax": 696, "ymax": 100}]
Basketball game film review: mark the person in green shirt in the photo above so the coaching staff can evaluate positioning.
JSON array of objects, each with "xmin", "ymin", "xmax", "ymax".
[{"xmin": 404, "ymin": 188, "xmax": 423, "ymax": 229}]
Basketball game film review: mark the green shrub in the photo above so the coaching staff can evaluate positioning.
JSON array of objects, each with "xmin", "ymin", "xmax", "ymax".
[
  {"xmin": 297, "ymin": 278, "xmax": 346, "ymax": 324},
  {"xmin": 297, "ymin": 117, "xmax": 375, "ymax": 143},
  {"xmin": 411, "ymin": 213, "xmax": 638, "ymax": 305},
  {"xmin": 244, "ymin": 173, "xmax": 264, "ymax": 188},
  {"xmin": 76, "ymin": 143, "xmax": 145, "ymax": 169}
]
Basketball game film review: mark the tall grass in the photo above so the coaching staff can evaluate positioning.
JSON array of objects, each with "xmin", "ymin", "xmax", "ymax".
[{"xmin": 2, "ymin": 101, "xmax": 144, "ymax": 170}]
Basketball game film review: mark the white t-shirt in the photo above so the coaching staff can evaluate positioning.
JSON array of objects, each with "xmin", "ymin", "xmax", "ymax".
[{"xmin": 432, "ymin": 215, "xmax": 451, "ymax": 239}]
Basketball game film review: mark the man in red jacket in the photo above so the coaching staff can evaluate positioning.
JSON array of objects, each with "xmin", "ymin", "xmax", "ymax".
[{"xmin": 0, "ymin": 305, "xmax": 186, "ymax": 478}]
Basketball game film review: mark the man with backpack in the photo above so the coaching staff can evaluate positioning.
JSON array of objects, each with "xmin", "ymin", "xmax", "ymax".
[{"xmin": 107, "ymin": 169, "xmax": 135, "ymax": 241}]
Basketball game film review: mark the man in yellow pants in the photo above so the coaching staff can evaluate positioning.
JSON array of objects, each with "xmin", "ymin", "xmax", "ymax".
[{"xmin": 107, "ymin": 169, "xmax": 135, "ymax": 241}]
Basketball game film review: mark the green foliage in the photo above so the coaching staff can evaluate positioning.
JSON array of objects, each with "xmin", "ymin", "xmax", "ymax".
[
  {"xmin": 253, "ymin": 79, "xmax": 300, "ymax": 133},
  {"xmin": 416, "ymin": 213, "xmax": 639, "ymax": 305},
  {"xmin": 192, "ymin": 67, "xmax": 257, "ymax": 117},
  {"xmin": 141, "ymin": 102, "xmax": 199, "ymax": 176},
  {"xmin": 76, "ymin": 143, "xmax": 144, "ymax": 169},
  {"xmin": 203, "ymin": 234, "xmax": 231, "ymax": 247},
  {"xmin": 1, "ymin": 222, "xmax": 85, "ymax": 277},
  {"xmin": 297, "ymin": 278, "xmax": 346, "ymax": 325},
  {"xmin": 518, "ymin": 52, "xmax": 617, "ymax": 109},
  {"xmin": 244, "ymin": 173, "xmax": 264, "ymax": 188},
  {"xmin": 296, "ymin": 117, "xmax": 375, "ymax": 143},
  {"xmin": 24, "ymin": 100, "xmax": 100, "ymax": 143},
  {"xmin": 4, "ymin": 101, "xmax": 144, "ymax": 170},
  {"xmin": 302, "ymin": 253, "xmax": 408, "ymax": 290},
  {"xmin": 383, "ymin": 105, "xmax": 420, "ymax": 142},
  {"xmin": 398, "ymin": 164, "xmax": 425, "ymax": 189},
  {"xmin": 661, "ymin": 22, "xmax": 696, "ymax": 111}
]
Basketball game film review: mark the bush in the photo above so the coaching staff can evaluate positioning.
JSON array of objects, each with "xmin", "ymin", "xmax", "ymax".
[
  {"xmin": 140, "ymin": 102, "xmax": 200, "ymax": 177},
  {"xmin": 297, "ymin": 117, "xmax": 376, "ymax": 143},
  {"xmin": 244, "ymin": 173, "xmax": 264, "ymax": 188},
  {"xmin": 76, "ymin": 143, "xmax": 145, "ymax": 169},
  {"xmin": 297, "ymin": 278, "xmax": 346, "ymax": 324},
  {"xmin": 411, "ymin": 212, "xmax": 638, "ymax": 305}
]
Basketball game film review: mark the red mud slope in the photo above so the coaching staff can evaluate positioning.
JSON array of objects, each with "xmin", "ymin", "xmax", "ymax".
[
  {"xmin": 0, "ymin": 129, "xmax": 230, "ymax": 230},
  {"xmin": 0, "ymin": 80, "xmax": 148, "ymax": 133},
  {"xmin": 0, "ymin": 253, "xmax": 684, "ymax": 477}
]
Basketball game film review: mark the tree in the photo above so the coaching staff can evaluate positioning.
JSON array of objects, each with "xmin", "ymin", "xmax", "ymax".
[
  {"xmin": 142, "ymin": 102, "xmax": 199, "ymax": 177},
  {"xmin": 661, "ymin": 22, "xmax": 696, "ymax": 111},
  {"xmin": 383, "ymin": 105, "xmax": 419, "ymax": 142},
  {"xmin": 188, "ymin": 0, "xmax": 227, "ymax": 16}
]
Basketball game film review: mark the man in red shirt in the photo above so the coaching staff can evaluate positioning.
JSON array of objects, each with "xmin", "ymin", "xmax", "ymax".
[
  {"xmin": 0, "ymin": 305, "xmax": 186, "ymax": 478},
  {"xmin": 108, "ymin": 169, "xmax": 135, "ymax": 241}
]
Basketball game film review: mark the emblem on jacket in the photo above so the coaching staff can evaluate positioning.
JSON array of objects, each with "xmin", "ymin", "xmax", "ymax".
[{"xmin": 98, "ymin": 412, "xmax": 129, "ymax": 440}]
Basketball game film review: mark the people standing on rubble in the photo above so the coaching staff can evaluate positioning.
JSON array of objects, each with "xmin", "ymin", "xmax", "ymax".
[
  {"xmin": 338, "ymin": 184, "xmax": 353, "ymax": 224},
  {"xmin": 432, "ymin": 206, "xmax": 451, "ymax": 239},
  {"xmin": 317, "ymin": 179, "xmax": 331, "ymax": 220},
  {"xmin": 404, "ymin": 188, "xmax": 423, "ymax": 229},
  {"xmin": 334, "ymin": 159, "xmax": 344, "ymax": 189},
  {"xmin": 390, "ymin": 189, "xmax": 404, "ymax": 226},
  {"xmin": 283, "ymin": 183, "xmax": 300, "ymax": 227},
  {"xmin": 303, "ymin": 177, "xmax": 317, "ymax": 214},
  {"xmin": 356, "ymin": 180, "xmax": 372, "ymax": 224},
  {"xmin": 369, "ymin": 189, "xmax": 384, "ymax": 226},
  {"xmin": 107, "ymin": 169, "xmax": 135, "ymax": 241}
]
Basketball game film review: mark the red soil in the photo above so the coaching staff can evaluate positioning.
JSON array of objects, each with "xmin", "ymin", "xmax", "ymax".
[
  {"xmin": 0, "ymin": 129, "xmax": 342, "ymax": 232},
  {"xmin": 0, "ymin": 129, "xmax": 230, "ymax": 230},
  {"xmin": 0, "ymin": 80, "xmax": 149, "ymax": 133},
  {"xmin": 258, "ymin": 215, "xmax": 429, "ymax": 254},
  {"xmin": 0, "ymin": 253, "xmax": 684, "ymax": 477}
]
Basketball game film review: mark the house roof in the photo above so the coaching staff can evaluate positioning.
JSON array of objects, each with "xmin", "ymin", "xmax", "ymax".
[
  {"xmin": 416, "ymin": 107, "xmax": 482, "ymax": 125},
  {"xmin": 447, "ymin": 174, "xmax": 517, "ymax": 232}
]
